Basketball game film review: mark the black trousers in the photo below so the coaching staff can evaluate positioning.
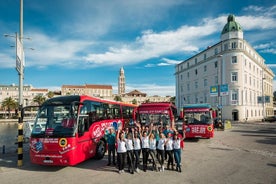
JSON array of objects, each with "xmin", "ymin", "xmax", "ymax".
[
  {"xmin": 142, "ymin": 148, "xmax": 149, "ymax": 170},
  {"xmin": 133, "ymin": 149, "xmax": 141, "ymax": 169},
  {"xmin": 107, "ymin": 144, "xmax": 116, "ymax": 164},
  {"xmin": 127, "ymin": 150, "xmax": 134, "ymax": 172},
  {"xmin": 157, "ymin": 149, "xmax": 165, "ymax": 166},
  {"xmin": 117, "ymin": 152, "xmax": 126, "ymax": 170}
]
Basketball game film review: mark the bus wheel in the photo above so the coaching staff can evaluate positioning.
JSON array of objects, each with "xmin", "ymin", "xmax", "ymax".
[{"xmin": 95, "ymin": 140, "xmax": 106, "ymax": 159}]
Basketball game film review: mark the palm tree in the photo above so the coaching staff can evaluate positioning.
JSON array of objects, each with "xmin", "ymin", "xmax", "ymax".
[
  {"xmin": 1, "ymin": 97, "xmax": 17, "ymax": 118},
  {"xmin": 33, "ymin": 95, "xmax": 46, "ymax": 106}
]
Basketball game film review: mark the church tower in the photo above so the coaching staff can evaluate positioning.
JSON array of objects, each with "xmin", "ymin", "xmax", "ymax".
[{"xmin": 118, "ymin": 67, "xmax": 125, "ymax": 95}]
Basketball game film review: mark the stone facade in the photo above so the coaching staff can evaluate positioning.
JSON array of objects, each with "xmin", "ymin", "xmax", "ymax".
[{"xmin": 175, "ymin": 15, "xmax": 275, "ymax": 122}]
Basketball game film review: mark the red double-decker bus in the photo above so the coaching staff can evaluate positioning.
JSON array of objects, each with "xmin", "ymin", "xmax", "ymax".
[
  {"xmin": 29, "ymin": 95, "xmax": 137, "ymax": 166},
  {"xmin": 181, "ymin": 104, "xmax": 215, "ymax": 139}
]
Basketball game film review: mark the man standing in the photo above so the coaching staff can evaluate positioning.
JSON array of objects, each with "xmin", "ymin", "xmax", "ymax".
[{"xmin": 105, "ymin": 127, "xmax": 116, "ymax": 166}]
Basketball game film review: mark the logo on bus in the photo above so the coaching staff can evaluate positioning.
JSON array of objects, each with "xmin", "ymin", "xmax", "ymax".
[
  {"xmin": 35, "ymin": 141, "xmax": 43, "ymax": 151},
  {"xmin": 207, "ymin": 126, "xmax": 213, "ymax": 132},
  {"xmin": 59, "ymin": 138, "xmax": 67, "ymax": 147}
]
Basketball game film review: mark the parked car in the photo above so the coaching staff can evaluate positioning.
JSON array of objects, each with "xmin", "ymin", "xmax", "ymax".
[{"xmin": 264, "ymin": 116, "xmax": 276, "ymax": 122}]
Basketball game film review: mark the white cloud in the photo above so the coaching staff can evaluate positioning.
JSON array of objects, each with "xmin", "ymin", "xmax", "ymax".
[
  {"xmin": 0, "ymin": 53, "xmax": 14, "ymax": 68},
  {"xmin": 83, "ymin": 16, "xmax": 224, "ymax": 67},
  {"xmin": 4, "ymin": 9, "xmax": 275, "ymax": 69},
  {"xmin": 267, "ymin": 64, "xmax": 276, "ymax": 68},
  {"xmin": 238, "ymin": 15, "xmax": 276, "ymax": 30},
  {"xmin": 24, "ymin": 32, "xmax": 93, "ymax": 68}
]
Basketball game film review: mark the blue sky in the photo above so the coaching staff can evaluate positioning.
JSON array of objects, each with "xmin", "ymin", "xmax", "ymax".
[{"xmin": 0, "ymin": 0, "xmax": 276, "ymax": 96}]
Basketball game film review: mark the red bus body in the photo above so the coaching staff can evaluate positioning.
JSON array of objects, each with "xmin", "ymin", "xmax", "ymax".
[
  {"xmin": 135, "ymin": 102, "xmax": 184, "ymax": 147},
  {"xmin": 29, "ymin": 95, "xmax": 137, "ymax": 166},
  {"xmin": 182, "ymin": 104, "xmax": 215, "ymax": 139},
  {"xmin": 135, "ymin": 102, "xmax": 177, "ymax": 127}
]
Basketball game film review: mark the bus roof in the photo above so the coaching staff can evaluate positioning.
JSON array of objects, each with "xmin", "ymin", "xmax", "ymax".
[
  {"xmin": 137, "ymin": 102, "xmax": 175, "ymax": 114},
  {"xmin": 183, "ymin": 104, "xmax": 212, "ymax": 109},
  {"xmin": 42, "ymin": 95, "xmax": 137, "ymax": 107}
]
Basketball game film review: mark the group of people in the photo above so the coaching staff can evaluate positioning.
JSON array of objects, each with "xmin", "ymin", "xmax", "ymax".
[{"xmin": 104, "ymin": 121, "xmax": 185, "ymax": 174}]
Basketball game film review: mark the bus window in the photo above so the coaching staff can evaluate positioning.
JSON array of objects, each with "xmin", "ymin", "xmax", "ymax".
[
  {"xmin": 122, "ymin": 106, "xmax": 133, "ymax": 119},
  {"xmin": 78, "ymin": 115, "xmax": 89, "ymax": 136}
]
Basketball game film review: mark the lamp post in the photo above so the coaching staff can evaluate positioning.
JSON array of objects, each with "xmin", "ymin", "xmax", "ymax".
[
  {"xmin": 262, "ymin": 77, "xmax": 266, "ymax": 121},
  {"xmin": 217, "ymin": 55, "xmax": 223, "ymax": 126},
  {"xmin": 3, "ymin": 0, "xmax": 26, "ymax": 167}
]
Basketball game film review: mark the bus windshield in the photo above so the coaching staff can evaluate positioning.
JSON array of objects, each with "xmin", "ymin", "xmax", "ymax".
[
  {"xmin": 31, "ymin": 104, "xmax": 78, "ymax": 137},
  {"xmin": 185, "ymin": 111, "xmax": 212, "ymax": 125},
  {"xmin": 138, "ymin": 113, "xmax": 171, "ymax": 126}
]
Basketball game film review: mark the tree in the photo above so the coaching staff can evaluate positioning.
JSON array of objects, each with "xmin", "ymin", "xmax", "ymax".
[
  {"xmin": 47, "ymin": 91, "xmax": 55, "ymax": 98},
  {"xmin": 273, "ymin": 91, "xmax": 276, "ymax": 102},
  {"xmin": 114, "ymin": 95, "xmax": 122, "ymax": 102},
  {"xmin": 33, "ymin": 95, "xmax": 46, "ymax": 106},
  {"xmin": 132, "ymin": 99, "xmax": 137, "ymax": 105},
  {"xmin": 170, "ymin": 96, "xmax": 176, "ymax": 105},
  {"xmin": 1, "ymin": 97, "xmax": 17, "ymax": 118}
]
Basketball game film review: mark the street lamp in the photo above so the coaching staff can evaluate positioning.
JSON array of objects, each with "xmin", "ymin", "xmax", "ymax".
[
  {"xmin": 4, "ymin": 33, "xmax": 32, "ymax": 107},
  {"xmin": 217, "ymin": 55, "xmax": 223, "ymax": 125},
  {"xmin": 262, "ymin": 77, "xmax": 266, "ymax": 121}
]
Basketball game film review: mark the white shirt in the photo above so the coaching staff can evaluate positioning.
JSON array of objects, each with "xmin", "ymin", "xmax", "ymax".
[
  {"xmin": 173, "ymin": 139, "xmax": 181, "ymax": 149},
  {"xmin": 125, "ymin": 138, "xmax": 134, "ymax": 151},
  {"xmin": 133, "ymin": 137, "xmax": 141, "ymax": 150},
  {"xmin": 166, "ymin": 138, "xmax": 173, "ymax": 151},
  {"xmin": 157, "ymin": 138, "xmax": 166, "ymax": 150},
  {"xmin": 149, "ymin": 139, "xmax": 156, "ymax": 150},
  {"xmin": 141, "ymin": 136, "xmax": 150, "ymax": 149},
  {"xmin": 117, "ymin": 139, "xmax": 127, "ymax": 153}
]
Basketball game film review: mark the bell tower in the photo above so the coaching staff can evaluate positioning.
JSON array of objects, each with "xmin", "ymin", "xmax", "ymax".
[{"xmin": 118, "ymin": 67, "xmax": 125, "ymax": 95}]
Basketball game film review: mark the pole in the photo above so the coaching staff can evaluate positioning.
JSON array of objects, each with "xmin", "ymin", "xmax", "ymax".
[
  {"xmin": 17, "ymin": 0, "xmax": 24, "ymax": 167},
  {"xmin": 262, "ymin": 78, "xmax": 265, "ymax": 121},
  {"xmin": 217, "ymin": 55, "xmax": 223, "ymax": 128}
]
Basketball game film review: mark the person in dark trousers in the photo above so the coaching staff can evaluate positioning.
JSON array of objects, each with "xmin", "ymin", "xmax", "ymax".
[
  {"xmin": 133, "ymin": 128, "xmax": 141, "ymax": 173},
  {"xmin": 165, "ymin": 132, "xmax": 174, "ymax": 170},
  {"xmin": 138, "ymin": 122, "xmax": 152, "ymax": 172},
  {"xmin": 116, "ymin": 128, "xmax": 127, "ymax": 174},
  {"xmin": 157, "ymin": 132, "xmax": 166, "ymax": 172},
  {"xmin": 125, "ymin": 132, "xmax": 135, "ymax": 174},
  {"xmin": 149, "ymin": 132, "xmax": 158, "ymax": 171},
  {"xmin": 105, "ymin": 127, "xmax": 116, "ymax": 166}
]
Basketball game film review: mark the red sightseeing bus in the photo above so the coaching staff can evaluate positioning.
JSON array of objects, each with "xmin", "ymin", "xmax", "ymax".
[
  {"xmin": 135, "ymin": 102, "xmax": 178, "ymax": 127},
  {"xmin": 181, "ymin": 104, "xmax": 215, "ymax": 139},
  {"xmin": 29, "ymin": 95, "xmax": 137, "ymax": 166}
]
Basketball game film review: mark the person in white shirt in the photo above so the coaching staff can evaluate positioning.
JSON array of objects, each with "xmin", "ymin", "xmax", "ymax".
[
  {"xmin": 166, "ymin": 132, "xmax": 174, "ymax": 170},
  {"xmin": 149, "ymin": 132, "xmax": 158, "ymax": 171},
  {"xmin": 140, "ymin": 123, "xmax": 152, "ymax": 172},
  {"xmin": 157, "ymin": 133, "xmax": 166, "ymax": 172},
  {"xmin": 116, "ymin": 128, "xmax": 127, "ymax": 174},
  {"xmin": 125, "ymin": 132, "xmax": 134, "ymax": 174},
  {"xmin": 133, "ymin": 129, "xmax": 141, "ymax": 173},
  {"xmin": 173, "ymin": 130, "xmax": 185, "ymax": 172}
]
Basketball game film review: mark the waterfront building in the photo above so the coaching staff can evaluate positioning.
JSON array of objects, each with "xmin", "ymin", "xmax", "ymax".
[
  {"xmin": 0, "ymin": 84, "xmax": 48, "ymax": 107},
  {"xmin": 175, "ymin": 15, "xmax": 274, "ymax": 121},
  {"xmin": 61, "ymin": 84, "xmax": 113, "ymax": 97}
]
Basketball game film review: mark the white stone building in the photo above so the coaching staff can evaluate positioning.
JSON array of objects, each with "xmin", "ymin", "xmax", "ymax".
[
  {"xmin": 61, "ymin": 84, "xmax": 113, "ymax": 97},
  {"xmin": 0, "ymin": 84, "xmax": 48, "ymax": 107},
  {"xmin": 175, "ymin": 15, "xmax": 274, "ymax": 122}
]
